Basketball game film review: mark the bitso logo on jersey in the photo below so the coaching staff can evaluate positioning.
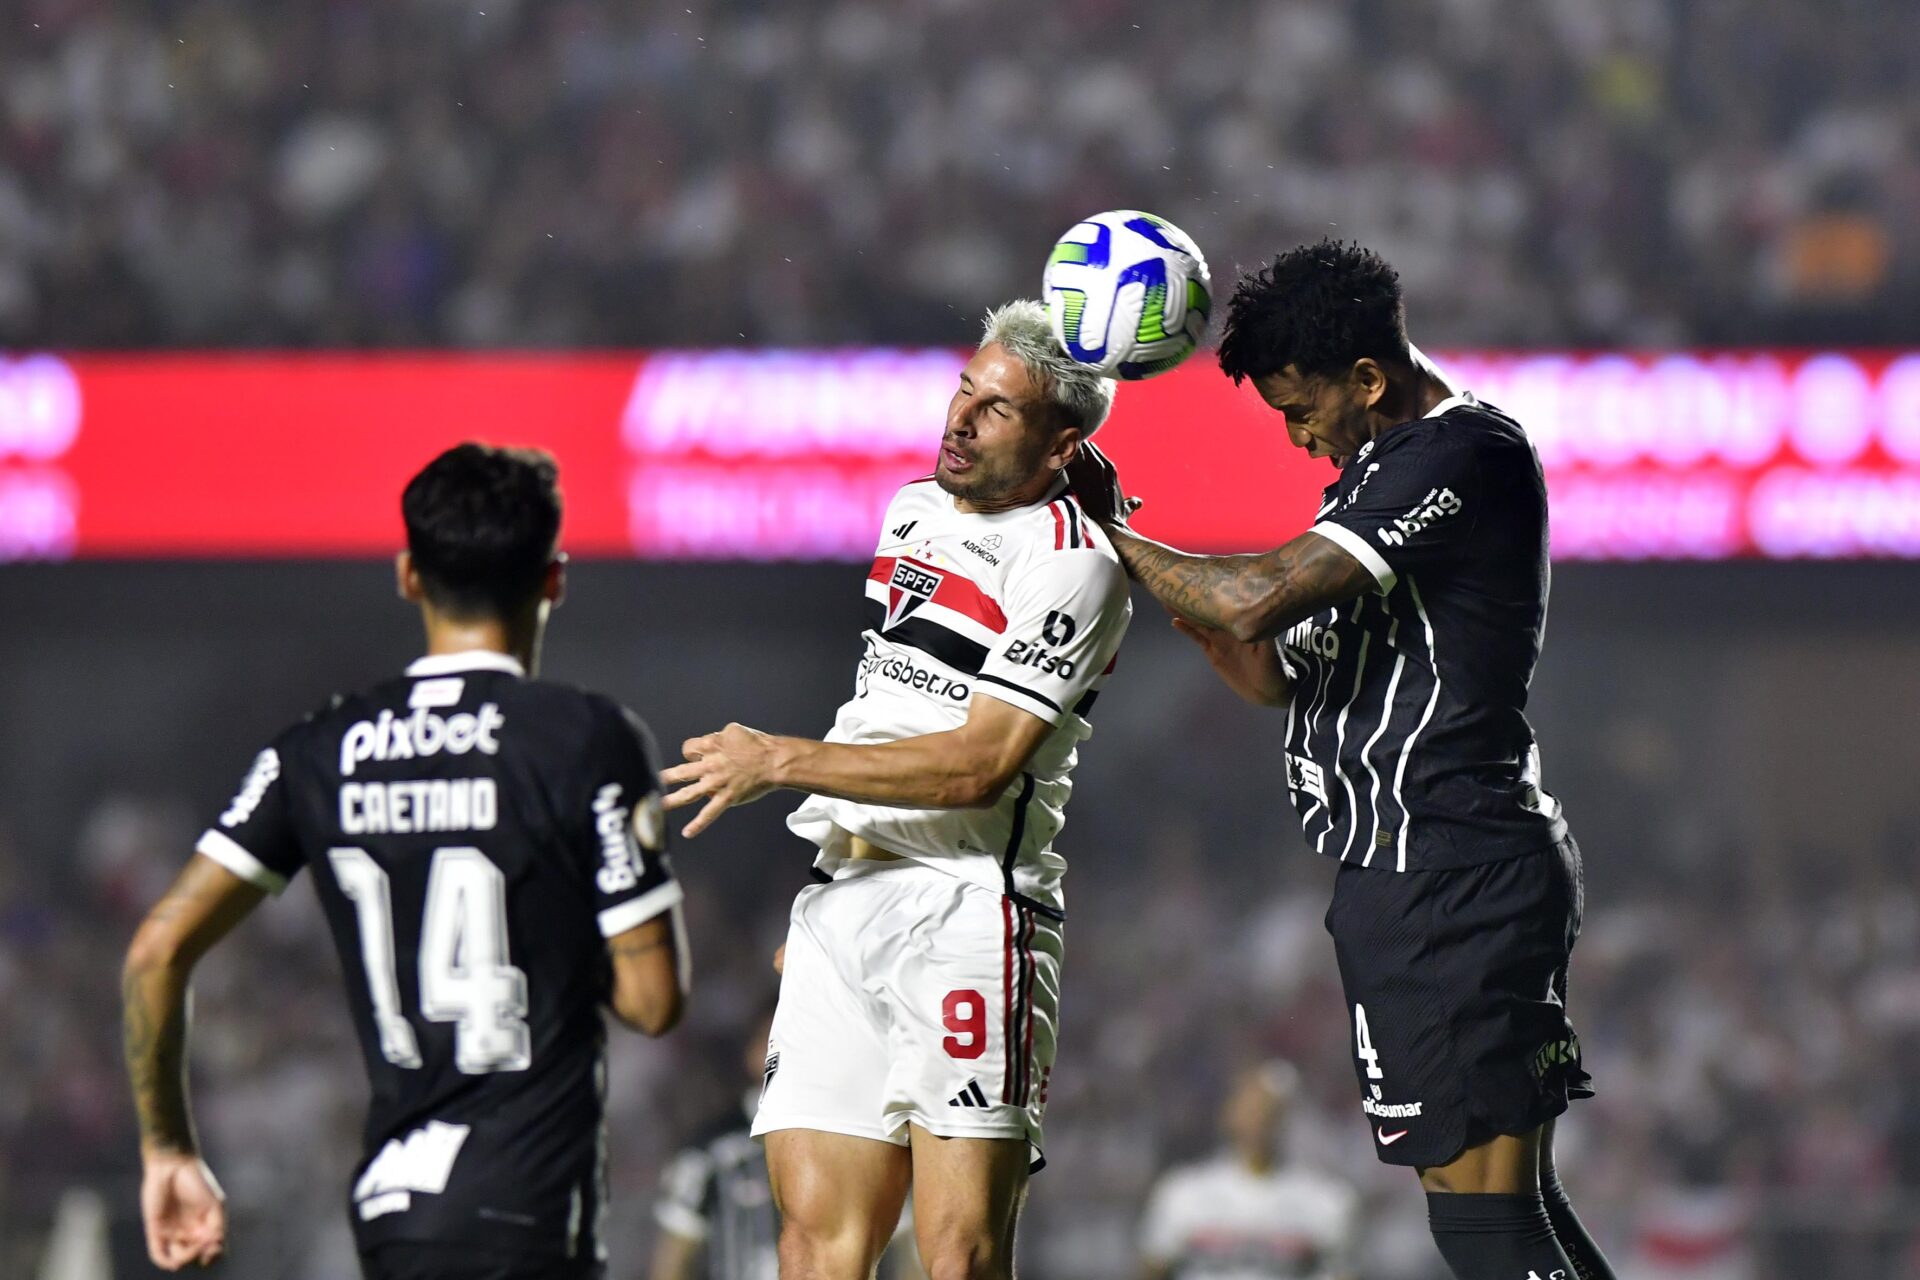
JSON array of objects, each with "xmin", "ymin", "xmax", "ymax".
[{"xmin": 884, "ymin": 559, "xmax": 944, "ymax": 631}]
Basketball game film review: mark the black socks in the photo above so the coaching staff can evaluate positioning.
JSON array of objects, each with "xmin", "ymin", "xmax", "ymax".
[
  {"xmin": 1427, "ymin": 1192, "xmax": 1577, "ymax": 1280},
  {"xmin": 1541, "ymin": 1166, "xmax": 1619, "ymax": 1280}
]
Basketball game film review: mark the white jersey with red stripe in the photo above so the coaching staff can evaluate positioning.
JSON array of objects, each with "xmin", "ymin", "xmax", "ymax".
[{"xmin": 787, "ymin": 475, "xmax": 1131, "ymax": 918}]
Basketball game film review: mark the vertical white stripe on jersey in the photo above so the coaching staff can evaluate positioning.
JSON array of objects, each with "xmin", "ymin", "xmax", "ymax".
[
  {"xmin": 1302, "ymin": 635, "xmax": 1339, "ymax": 846},
  {"xmin": 1391, "ymin": 577, "xmax": 1444, "ymax": 873},
  {"xmin": 1358, "ymin": 642, "xmax": 1407, "ymax": 869},
  {"xmin": 1284, "ymin": 650, "xmax": 1298, "ymax": 758},
  {"xmin": 1329, "ymin": 597, "xmax": 1371, "ymax": 861}
]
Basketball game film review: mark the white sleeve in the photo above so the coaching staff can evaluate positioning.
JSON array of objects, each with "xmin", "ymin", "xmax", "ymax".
[
  {"xmin": 974, "ymin": 551, "xmax": 1131, "ymax": 725},
  {"xmin": 1138, "ymin": 1173, "xmax": 1186, "ymax": 1264}
]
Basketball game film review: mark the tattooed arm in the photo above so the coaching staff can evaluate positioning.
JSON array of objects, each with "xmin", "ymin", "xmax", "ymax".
[
  {"xmin": 607, "ymin": 914, "xmax": 688, "ymax": 1036},
  {"xmin": 1102, "ymin": 525, "xmax": 1376, "ymax": 643},
  {"xmin": 1065, "ymin": 439, "xmax": 1374, "ymax": 643},
  {"xmin": 122, "ymin": 852, "xmax": 265, "ymax": 1270}
]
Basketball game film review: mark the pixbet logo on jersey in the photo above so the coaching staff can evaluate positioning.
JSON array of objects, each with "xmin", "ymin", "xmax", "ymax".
[
  {"xmin": 339, "ymin": 705, "xmax": 506, "ymax": 777},
  {"xmin": 883, "ymin": 559, "xmax": 944, "ymax": 630}
]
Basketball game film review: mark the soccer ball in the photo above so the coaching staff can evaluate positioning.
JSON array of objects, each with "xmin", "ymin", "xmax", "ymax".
[{"xmin": 1042, "ymin": 210, "xmax": 1211, "ymax": 380}]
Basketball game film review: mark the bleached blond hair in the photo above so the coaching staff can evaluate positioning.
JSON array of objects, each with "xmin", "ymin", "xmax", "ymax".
[{"xmin": 980, "ymin": 300, "xmax": 1116, "ymax": 437}]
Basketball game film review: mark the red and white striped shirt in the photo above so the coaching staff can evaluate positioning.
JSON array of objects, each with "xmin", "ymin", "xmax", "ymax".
[{"xmin": 787, "ymin": 475, "xmax": 1131, "ymax": 917}]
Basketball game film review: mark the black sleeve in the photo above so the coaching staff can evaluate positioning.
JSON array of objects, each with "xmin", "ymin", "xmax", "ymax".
[
  {"xmin": 579, "ymin": 701, "xmax": 683, "ymax": 938},
  {"xmin": 195, "ymin": 726, "xmax": 306, "ymax": 893},
  {"xmin": 1310, "ymin": 422, "xmax": 1480, "ymax": 590}
]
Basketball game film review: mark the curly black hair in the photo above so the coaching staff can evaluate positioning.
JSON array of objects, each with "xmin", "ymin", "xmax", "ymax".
[
  {"xmin": 1217, "ymin": 239, "xmax": 1409, "ymax": 384},
  {"xmin": 402, "ymin": 443, "xmax": 562, "ymax": 619}
]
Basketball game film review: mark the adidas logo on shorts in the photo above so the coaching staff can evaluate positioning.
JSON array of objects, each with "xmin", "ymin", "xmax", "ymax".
[{"xmin": 947, "ymin": 1080, "xmax": 990, "ymax": 1109}]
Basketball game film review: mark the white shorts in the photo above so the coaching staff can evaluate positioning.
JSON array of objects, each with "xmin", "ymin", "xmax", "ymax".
[{"xmin": 752, "ymin": 859, "xmax": 1063, "ymax": 1157}]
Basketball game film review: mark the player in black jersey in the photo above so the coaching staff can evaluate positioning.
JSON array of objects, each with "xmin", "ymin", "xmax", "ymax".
[
  {"xmin": 1072, "ymin": 241, "xmax": 1618, "ymax": 1280},
  {"xmin": 121, "ymin": 444, "xmax": 688, "ymax": 1279}
]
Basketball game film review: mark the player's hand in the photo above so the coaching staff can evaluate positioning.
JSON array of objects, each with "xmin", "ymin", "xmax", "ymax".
[
  {"xmin": 772, "ymin": 943, "xmax": 785, "ymax": 975},
  {"xmin": 140, "ymin": 1150, "xmax": 227, "ymax": 1270},
  {"xmin": 661, "ymin": 723, "xmax": 783, "ymax": 837},
  {"xmin": 1172, "ymin": 617, "xmax": 1292, "ymax": 707},
  {"xmin": 1066, "ymin": 440, "xmax": 1143, "ymax": 527}
]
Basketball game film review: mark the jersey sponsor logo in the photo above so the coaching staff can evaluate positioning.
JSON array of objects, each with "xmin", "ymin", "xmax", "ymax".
[
  {"xmin": 884, "ymin": 559, "xmax": 944, "ymax": 631},
  {"xmin": 340, "ymin": 778, "xmax": 499, "ymax": 835},
  {"xmin": 1041, "ymin": 610, "xmax": 1076, "ymax": 645},
  {"xmin": 339, "ymin": 703, "xmax": 505, "ymax": 777},
  {"xmin": 591, "ymin": 782, "xmax": 651, "ymax": 894},
  {"xmin": 220, "ymin": 748, "xmax": 281, "ymax": 827},
  {"xmin": 1376, "ymin": 486, "xmax": 1463, "ymax": 547},
  {"xmin": 961, "ymin": 539, "xmax": 1001, "ymax": 565},
  {"xmin": 1285, "ymin": 753, "xmax": 1329, "ymax": 806},
  {"xmin": 858, "ymin": 642, "xmax": 971, "ymax": 702},
  {"xmin": 353, "ymin": 1120, "xmax": 470, "ymax": 1221},
  {"xmin": 1001, "ymin": 639, "xmax": 1076, "ymax": 678},
  {"xmin": 1282, "ymin": 618, "xmax": 1340, "ymax": 659},
  {"xmin": 1361, "ymin": 1097, "xmax": 1423, "ymax": 1119},
  {"xmin": 1376, "ymin": 1126, "xmax": 1410, "ymax": 1145}
]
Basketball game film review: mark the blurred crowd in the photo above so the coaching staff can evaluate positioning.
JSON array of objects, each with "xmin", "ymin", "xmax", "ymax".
[
  {"xmin": 6, "ymin": 790, "xmax": 1920, "ymax": 1279},
  {"xmin": 2, "ymin": 0, "xmax": 1917, "ymax": 352}
]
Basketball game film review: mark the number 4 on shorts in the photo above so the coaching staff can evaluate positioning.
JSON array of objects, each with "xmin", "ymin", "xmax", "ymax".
[{"xmin": 1354, "ymin": 1003, "xmax": 1385, "ymax": 1080}]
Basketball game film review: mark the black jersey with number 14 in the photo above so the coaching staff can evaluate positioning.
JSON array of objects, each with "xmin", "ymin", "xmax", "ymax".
[
  {"xmin": 1284, "ymin": 393, "xmax": 1569, "ymax": 872},
  {"xmin": 196, "ymin": 650, "xmax": 681, "ymax": 1265}
]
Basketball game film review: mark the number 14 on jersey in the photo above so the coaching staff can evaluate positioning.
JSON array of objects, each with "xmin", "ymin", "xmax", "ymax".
[{"xmin": 330, "ymin": 845, "xmax": 532, "ymax": 1075}]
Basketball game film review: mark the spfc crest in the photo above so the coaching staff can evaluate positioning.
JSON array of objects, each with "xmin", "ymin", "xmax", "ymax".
[{"xmin": 885, "ymin": 559, "xmax": 943, "ymax": 630}]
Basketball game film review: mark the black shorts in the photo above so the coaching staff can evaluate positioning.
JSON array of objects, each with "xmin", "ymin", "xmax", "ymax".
[
  {"xmin": 1324, "ymin": 835, "xmax": 1593, "ymax": 1169},
  {"xmin": 360, "ymin": 1242, "xmax": 605, "ymax": 1280}
]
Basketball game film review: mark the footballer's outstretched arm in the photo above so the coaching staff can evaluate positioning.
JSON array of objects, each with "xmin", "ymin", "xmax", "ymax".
[
  {"xmin": 661, "ymin": 694, "xmax": 1053, "ymax": 837},
  {"xmin": 1102, "ymin": 525, "xmax": 1374, "ymax": 643},
  {"xmin": 123, "ymin": 852, "xmax": 266, "ymax": 1270},
  {"xmin": 1066, "ymin": 440, "xmax": 1371, "ymax": 643}
]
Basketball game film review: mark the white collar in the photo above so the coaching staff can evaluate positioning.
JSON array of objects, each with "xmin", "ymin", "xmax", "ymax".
[
  {"xmin": 1425, "ymin": 390, "xmax": 1479, "ymax": 418},
  {"xmin": 405, "ymin": 651, "xmax": 526, "ymax": 678}
]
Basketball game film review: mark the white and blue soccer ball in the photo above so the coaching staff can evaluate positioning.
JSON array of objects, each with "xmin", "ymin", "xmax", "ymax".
[{"xmin": 1042, "ymin": 210, "xmax": 1211, "ymax": 380}]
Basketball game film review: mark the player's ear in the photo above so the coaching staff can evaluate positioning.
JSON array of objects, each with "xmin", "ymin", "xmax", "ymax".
[
  {"xmin": 1046, "ymin": 424, "xmax": 1085, "ymax": 472},
  {"xmin": 1352, "ymin": 359, "xmax": 1388, "ymax": 410},
  {"xmin": 542, "ymin": 554, "xmax": 568, "ymax": 607},
  {"xmin": 395, "ymin": 552, "xmax": 424, "ymax": 603}
]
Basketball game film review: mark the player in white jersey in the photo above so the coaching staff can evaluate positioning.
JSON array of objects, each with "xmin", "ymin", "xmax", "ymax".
[
  {"xmin": 661, "ymin": 300, "xmax": 1131, "ymax": 1280},
  {"xmin": 1140, "ymin": 1063, "xmax": 1360, "ymax": 1280}
]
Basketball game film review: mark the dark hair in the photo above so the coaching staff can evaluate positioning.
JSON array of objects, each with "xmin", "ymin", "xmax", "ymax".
[
  {"xmin": 401, "ymin": 443, "xmax": 562, "ymax": 619},
  {"xmin": 1217, "ymin": 239, "xmax": 1409, "ymax": 384}
]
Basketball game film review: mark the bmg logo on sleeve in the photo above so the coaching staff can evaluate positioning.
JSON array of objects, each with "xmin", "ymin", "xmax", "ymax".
[
  {"xmin": 1377, "ymin": 487, "xmax": 1463, "ymax": 547},
  {"xmin": 592, "ymin": 783, "xmax": 649, "ymax": 893}
]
